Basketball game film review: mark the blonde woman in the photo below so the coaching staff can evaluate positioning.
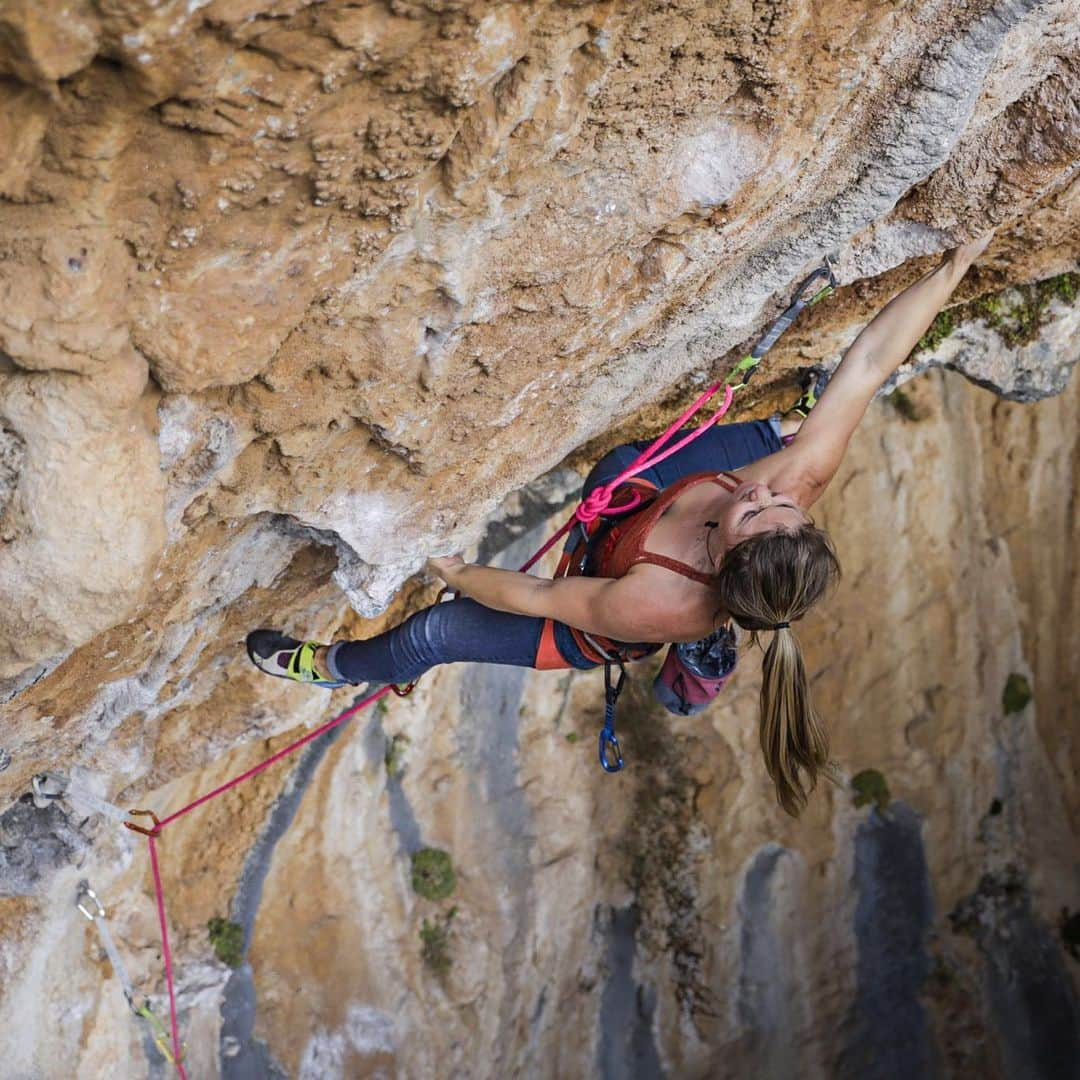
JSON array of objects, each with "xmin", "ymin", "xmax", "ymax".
[{"xmin": 250, "ymin": 235, "xmax": 993, "ymax": 815}]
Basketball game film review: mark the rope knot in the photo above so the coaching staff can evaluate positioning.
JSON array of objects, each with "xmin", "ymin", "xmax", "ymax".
[{"xmin": 575, "ymin": 486, "xmax": 613, "ymax": 523}]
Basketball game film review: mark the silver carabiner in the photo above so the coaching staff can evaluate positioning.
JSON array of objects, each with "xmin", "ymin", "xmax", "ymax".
[{"xmin": 77, "ymin": 882, "xmax": 105, "ymax": 922}]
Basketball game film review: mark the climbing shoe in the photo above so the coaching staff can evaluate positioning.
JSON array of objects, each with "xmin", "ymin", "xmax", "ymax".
[
  {"xmin": 788, "ymin": 367, "xmax": 833, "ymax": 419},
  {"xmin": 245, "ymin": 630, "xmax": 346, "ymax": 689},
  {"xmin": 778, "ymin": 368, "xmax": 833, "ymax": 445}
]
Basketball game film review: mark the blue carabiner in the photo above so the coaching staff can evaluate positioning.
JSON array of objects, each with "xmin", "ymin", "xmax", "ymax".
[
  {"xmin": 597, "ymin": 660, "xmax": 627, "ymax": 772},
  {"xmin": 599, "ymin": 727, "xmax": 624, "ymax": 772}
]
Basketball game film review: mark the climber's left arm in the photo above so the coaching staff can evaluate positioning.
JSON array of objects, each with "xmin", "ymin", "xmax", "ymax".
[
  {"xmin": 743, "ymin": 233, "xmax": 994, "ymax": 506},
  {"xmin": 427, "ymin": 557, "xmax": 674, "ymax": 642}
]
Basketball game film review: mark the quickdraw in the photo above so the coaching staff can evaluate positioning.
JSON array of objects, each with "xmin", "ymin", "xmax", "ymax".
[
  {"xmin": 724, "ymin": 256, "xmax": 837, "ymax": 391},
  {"xmin": 599, "ymin": 660, "xmax": 627, "ymax": 773},
  {"xmin": 76, "ymin": 883, "xmax": 181, "ymax": 1066},
  {"xmin": 32, "ymin": 772, "xmax": 144, "ymax": 830}
]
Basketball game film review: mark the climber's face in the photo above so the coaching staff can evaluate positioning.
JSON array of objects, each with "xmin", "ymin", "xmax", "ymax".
[{"xmin": 718, "ymin": 479, "xmax": 806, "ymax": 552}]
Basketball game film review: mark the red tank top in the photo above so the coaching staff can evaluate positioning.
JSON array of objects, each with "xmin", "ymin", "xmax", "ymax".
[{"xmin": 593, "ymin": 470, "xmax": 741, "ymax": 585}]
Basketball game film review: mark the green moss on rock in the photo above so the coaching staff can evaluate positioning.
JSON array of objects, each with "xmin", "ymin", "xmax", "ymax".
[
  {"xmin": 207, "ymin": 917, "xmax": 244, "ymax": 967},
  {"xmin": 851, "ymin": 769, "xmax": 891, "ymax": 812},
  {"xmin": 1002, "ymin": 673, "xmax": 1032, "ymax": 715},
  {"xmin": 887, "ymin": 385, "xmax": 926, "ymax": 421},
  {"xmin": 384, "ymin": 733, "xmax": 410, "ymax": 777},
  {"xmin": 910, "ymin": 270, "xmax": 1080, "ymax": 359},
  {"xmin": 419, "ymin": 908, "xmax": 456, "ymax": 974},
  {"xmin": 411, "ymin": 847, "xmax": 456, "ymax": 900},
  {"xmin": 914, "ymin": 308, "xmax": 957, "ymax": 354}
]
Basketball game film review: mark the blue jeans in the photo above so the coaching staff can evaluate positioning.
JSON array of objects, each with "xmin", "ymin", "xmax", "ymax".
[{"xmin": 326, "ymin": 419, "xmax": 782, "ymax": 685}]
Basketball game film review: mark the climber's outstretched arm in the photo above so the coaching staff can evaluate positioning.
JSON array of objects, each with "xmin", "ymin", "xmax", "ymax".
[
  {"xmin": 746, "ymin": 234, "xmax": 993, "ymax": 506},
  {"xmin": 427, "ymin": 557, "xmax": 676, "ymax": 642}
]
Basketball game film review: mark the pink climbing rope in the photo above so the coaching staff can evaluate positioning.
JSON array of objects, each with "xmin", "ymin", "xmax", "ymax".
[
  {"xmin": 519, "ymin": 381, "xmax": 734, "ymax": 572},
  {"xmin": 139, "ymin": 379, "xmax": 736, "ymax": 1074},
  {"xmin": 156, "ymin": 685, "xmax": 395, "ymax": 830},
  {"xmin": 139, "ymin": 683, "xmax": 394, "ymax": 1070},
  {"xmin": 148, "ymin": 835, "xmax": 188, "ymax": 1080}
]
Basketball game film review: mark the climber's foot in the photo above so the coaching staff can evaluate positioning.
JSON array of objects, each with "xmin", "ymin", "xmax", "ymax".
[
  {"xmin": 780, "ymin": 368, "xmax": 832, "ymax": 444},
  {"xmin": 246, "ymin": 630, "xmax": 346, "ymax": 689}
]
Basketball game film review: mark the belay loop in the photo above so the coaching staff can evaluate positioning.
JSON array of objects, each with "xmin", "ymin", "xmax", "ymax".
[{"xmin": 598, "ymin": 660, "xmax": 627, "ymax": 773}]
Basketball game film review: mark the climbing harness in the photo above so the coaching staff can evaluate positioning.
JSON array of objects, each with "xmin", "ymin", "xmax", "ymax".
[
  {"xmin": 76, "ymin": 883, "xmax": 180, "ymax": 1065},
  {"xmin": 27, "ymin": 256, "xmax": 836, "ymax": 1076}
]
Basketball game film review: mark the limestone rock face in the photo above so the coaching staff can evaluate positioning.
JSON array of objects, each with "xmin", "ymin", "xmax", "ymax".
[{"xmin": 0, "ymin": 0, "xmax": 1078, "ymax": 1076}]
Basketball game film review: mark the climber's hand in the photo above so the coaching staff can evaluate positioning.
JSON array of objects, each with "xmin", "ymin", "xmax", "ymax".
[
  {"xmin": 948, "ymin": 230, "xmax": 994, "ymax": 267},
  {"xmin": 427, "ymin": 555, "xmax": 466, "ymax": 583}
]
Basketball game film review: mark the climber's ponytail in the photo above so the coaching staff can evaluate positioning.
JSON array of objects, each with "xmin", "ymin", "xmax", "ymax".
[
  {"xmin": 714, "ymin": 524, "xmax": 841, "ymax": 817},
  {"xmin": 759, "ymin": 624, "xmax": 830, "ymax": 816}
]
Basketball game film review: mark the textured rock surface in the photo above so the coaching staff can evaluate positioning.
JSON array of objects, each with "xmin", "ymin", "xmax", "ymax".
[
  {"xmin": 0, "ymin": 0, "xmax": 1078, "ymax": 1075},
  {"xmin": 2, "ymin": 369, "xmax": 1078, "ymax": 1078}
]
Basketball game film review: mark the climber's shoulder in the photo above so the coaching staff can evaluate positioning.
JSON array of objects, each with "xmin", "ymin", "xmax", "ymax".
[{"xmin": 738, "ymin": 352, "xmax": 886, "ymax": 507}]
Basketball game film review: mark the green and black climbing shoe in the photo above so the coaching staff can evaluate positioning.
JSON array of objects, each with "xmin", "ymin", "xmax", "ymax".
[
  {"xmin": 788, "ymin": 367, "xmax": 833, "ymax": 419},
  {"xmin": 246, "ymin": 630, "xmax": 346, "ymax": 689},
  {"xmin": 777, "ymin": 368, "xmax": 833, "ymax": 445}
]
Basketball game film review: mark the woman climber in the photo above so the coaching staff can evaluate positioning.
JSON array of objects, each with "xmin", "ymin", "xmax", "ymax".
[{"xmin": 248, "ymin": 235, "xmax": 993, "ymax": 816}]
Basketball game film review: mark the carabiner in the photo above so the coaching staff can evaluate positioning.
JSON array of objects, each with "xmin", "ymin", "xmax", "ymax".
[
  {"xmin": 598, "ymin": 728, "xmax": 624, "ymax": 773},
  {"xmin": 803, "ymin": 254, "xmax": 838, "ymax": 304},
  {"xmin": 598, "ymin": 660, "xmax": 627, "ymax": 772},
  {"xmin": 123, "ymin": 809, "xmax": 162, "ymax": 838},
  {"xmin": 77, "ymin": 882, "xmax": 105, "ymax": 922},
  {"xmin": 604, "ymin": 660, "xmax": 627, "ymax": 707}
]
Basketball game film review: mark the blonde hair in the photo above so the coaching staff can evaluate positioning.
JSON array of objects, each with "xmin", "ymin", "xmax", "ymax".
[{"xmin": 715, "ymin": 525, "xmax": 841, "ymax": 816}]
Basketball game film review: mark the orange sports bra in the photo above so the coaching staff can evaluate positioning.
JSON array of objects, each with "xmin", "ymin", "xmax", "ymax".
[{"xmin": 592, "ymin": 470, "xmax": 741, "ymax": 585}]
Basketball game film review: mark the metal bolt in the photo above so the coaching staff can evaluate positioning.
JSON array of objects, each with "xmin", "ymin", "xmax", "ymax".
[{"xmin": 0, "ymin": 748, "xmax": 10, "ymax": 772}]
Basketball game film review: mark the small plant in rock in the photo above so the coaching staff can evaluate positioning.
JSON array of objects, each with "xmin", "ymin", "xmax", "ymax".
[
  {"xmin": 912, "ymin": 308, "xmax": 957, "ymax": 355},
  {"xmin": 208, "ymin": 917, "xmax": 245, "ymax": 967},
  {"xmin": 851, "ymin": 769, "xmax": 891, "ymax": 813},
  {"xmin": 419, "ymin": 907, "xmax": 457, "ymax": 975},
  {"xmin": 1002, "ymin": 673, "xmax": 1032, "ymax": 715},
  {"xmin": 384, "ymin": 733, "xmax": 410, "ymax": 777},
  {"xmin": 411, "ymin": 847, "xmax": 456, "ymax": 900},
  {"xmin": 887, "ymin": 386, "xmax": 926, "ymax": 422},
  {"xmin": 909, "ymin": 271, "xmax": 1080, "ymax": 359}
]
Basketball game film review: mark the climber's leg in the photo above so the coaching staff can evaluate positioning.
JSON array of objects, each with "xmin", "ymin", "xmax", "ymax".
[{"xmin": 248, "ymin": 599, "xmax": 597, "ymax": 689}]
